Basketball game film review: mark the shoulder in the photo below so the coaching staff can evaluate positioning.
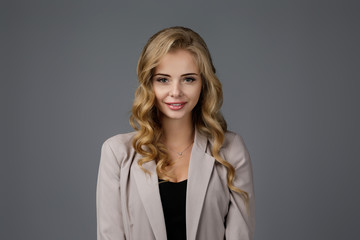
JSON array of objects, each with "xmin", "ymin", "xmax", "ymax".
[
  {"xmin": 222, "ymin": 130, "xmax": 248, "ymax": 150},
  {"xmin": 101, "ymin": 131, "xmax": 137, "ymax": 157},
  {"xmin": 220, "ymin": 130, "xmax": 250, "ymax": 167},
  {"xmin": 103, "ymin": 131, "xmax": 137, "ymax": 146}
]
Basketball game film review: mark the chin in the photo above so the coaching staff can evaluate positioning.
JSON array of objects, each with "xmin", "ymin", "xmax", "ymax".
[
  {"xmin": 162, "ymin": 111, "xmax": 189, "ymax": 120},
  {"xmin": 165, "ymin": 114, "xmax": 186, "ymax": 120}
]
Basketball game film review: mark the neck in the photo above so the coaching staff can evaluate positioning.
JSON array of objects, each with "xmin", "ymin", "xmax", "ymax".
[{"xmin": 160, "ymin": 115, "xmax": 195, "ymax": 150}]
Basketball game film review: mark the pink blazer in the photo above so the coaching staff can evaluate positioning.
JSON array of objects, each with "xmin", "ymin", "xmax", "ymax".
[{"xmin": 96, "ymin": 128, "xmax": 255, "ymax": 240}]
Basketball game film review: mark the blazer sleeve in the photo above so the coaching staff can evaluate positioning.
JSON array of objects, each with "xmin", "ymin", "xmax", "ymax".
[
  {"xmin": 224, "ymin": 133, "xmax": 256, "ymax": 240},
  {"xmin": 96, "ymin": 140, "xmax": 126, "ymax": 240}
]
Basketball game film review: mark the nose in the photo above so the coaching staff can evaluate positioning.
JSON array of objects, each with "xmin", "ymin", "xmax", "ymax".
[{"xmin": 169, "ymin": 81, "xmax": 183, "ymax": 97}]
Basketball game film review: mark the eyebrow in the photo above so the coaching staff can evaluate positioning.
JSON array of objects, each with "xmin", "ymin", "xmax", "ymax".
[{"xmin": 153, "ymin": 73, "xmax": 198, "ymax": 77}]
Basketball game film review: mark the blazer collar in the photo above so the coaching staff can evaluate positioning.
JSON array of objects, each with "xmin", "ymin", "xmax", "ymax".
[{"xmin": 132, "ymin": 128, "xmax": 215, "ymax": 240}]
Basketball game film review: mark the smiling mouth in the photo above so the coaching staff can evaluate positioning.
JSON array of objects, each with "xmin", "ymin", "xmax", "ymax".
[
  {"xmin": 165, "ymin": 102, "xmax": 186, "ymax": 105},
  {"xmin": 167, "ymin": 103, "xmax": 183, "ymax": 106},
  {"xmin": 165, "ymin": 102, "xmax": 186, "ymax": 110}
]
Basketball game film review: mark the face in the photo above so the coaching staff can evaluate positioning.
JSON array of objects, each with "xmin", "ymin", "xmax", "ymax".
[{"xmin": 152, "ymin": 49, "xmax": 202, "ymax": 122}]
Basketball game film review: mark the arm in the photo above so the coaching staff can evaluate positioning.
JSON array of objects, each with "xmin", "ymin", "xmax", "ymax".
[
  {"xmin": 224, "ymin": 133, "xmax": 256, "ymax": 240},
  {"xmin": 96, "ymin": 140, "xmax": 126, "ymax": 240}
]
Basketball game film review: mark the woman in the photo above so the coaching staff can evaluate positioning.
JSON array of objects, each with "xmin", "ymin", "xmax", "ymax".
[{"xmin": 96, "ymin": 26, "xmax": 255, "ymax": 240}]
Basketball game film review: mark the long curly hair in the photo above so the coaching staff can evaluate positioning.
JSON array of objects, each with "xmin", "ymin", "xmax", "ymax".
[{"xmin": 129, "ymin": 26, "xmax": 249, "ymax": 205}]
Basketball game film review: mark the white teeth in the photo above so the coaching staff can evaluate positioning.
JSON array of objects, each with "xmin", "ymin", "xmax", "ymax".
[{"xmin": 170, "ymin": 104, "xmax": 182, "ymax": 106}]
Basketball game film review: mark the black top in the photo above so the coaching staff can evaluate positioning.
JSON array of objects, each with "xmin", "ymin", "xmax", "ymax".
[{"xmin": 158, "ymin": 178, "xmax": 187, "ymax": 240}]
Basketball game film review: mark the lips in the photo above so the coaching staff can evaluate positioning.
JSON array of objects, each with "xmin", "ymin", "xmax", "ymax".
[{"xmin": 165, "ymin": 102, "xmax": 186, "ymax": 110}]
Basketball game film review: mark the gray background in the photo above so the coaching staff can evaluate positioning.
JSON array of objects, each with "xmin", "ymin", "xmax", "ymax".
[{"xmin": 2, "ymin": 0, "xmax": 359, "ymax": 239}]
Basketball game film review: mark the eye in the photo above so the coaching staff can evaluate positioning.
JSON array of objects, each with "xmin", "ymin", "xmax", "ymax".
[
  {"xmin": 184, "ymin": 77, "xmax": 196, "ymax": 83},
  {"xmin": 156, "ymin": 77, "xmax": 168, "ymax": 83}
]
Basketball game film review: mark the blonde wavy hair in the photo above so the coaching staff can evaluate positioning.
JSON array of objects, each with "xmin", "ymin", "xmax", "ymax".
[{"xmin": 129, "ymin": 26, "xmax": 249, "ymax": 205}]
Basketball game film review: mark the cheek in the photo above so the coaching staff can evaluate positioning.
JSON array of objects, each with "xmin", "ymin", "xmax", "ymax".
[
  {"xmin": 193, "ymin": 85, "xmax": 202, "ymax": 101},
  {"xmin": 152, "ymin": 85, "xmax": 160, "ymax": 98},
  {"xmin": 153, "ymin": 88, "xmax": 165, "ymax": 103}
]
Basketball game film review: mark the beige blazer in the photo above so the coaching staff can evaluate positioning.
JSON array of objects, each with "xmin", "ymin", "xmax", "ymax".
[{"xmin": 96, "ymin": 128, "xmax": 255, "ymax": 240}]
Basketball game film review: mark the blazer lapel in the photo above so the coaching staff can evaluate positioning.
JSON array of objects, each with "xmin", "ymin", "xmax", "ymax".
[
  {"xmin": 132, "ymin": 155, "xmax": 167, "ymax": 240},
  {"xmin": 186, "ymin": 128, "xmax": 215, "ymax": 240}
]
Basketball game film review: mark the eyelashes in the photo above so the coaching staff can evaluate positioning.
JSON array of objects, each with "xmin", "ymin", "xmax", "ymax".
[
  {"xmin": 156, "ymin": 77, "xmax": 168, "ymax": 83},
  {"xmin": 154, "ymin": 77, "xmax": 196, "ymax": 83},
  {"xmin": 184, "ymin": 77, "xmax": 196, "ymax": 83}
]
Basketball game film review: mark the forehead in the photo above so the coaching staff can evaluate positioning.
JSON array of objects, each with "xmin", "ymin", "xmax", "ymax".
[{"xmin": 154, "ymin": 49, "xmax": 199, "ymax": 75}]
